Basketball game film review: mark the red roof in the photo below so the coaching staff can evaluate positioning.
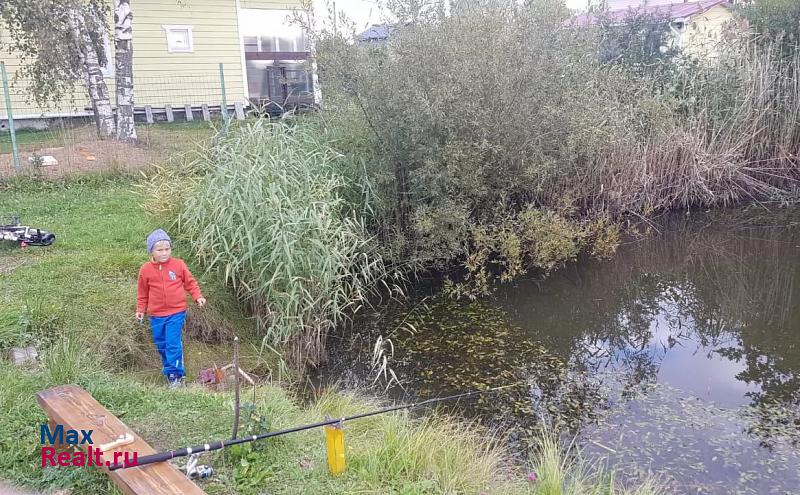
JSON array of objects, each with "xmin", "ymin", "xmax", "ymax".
[{"xmin": 572, "ymin": 0, "xmax": 731, "ymax": 27}]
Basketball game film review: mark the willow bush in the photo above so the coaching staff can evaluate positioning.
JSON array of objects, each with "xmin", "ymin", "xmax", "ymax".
[{"xmin": 177, "ymin": 121, "xmax": 387, "ymax": 370}]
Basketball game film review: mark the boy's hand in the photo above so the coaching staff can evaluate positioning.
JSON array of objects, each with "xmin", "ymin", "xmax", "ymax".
[
  {"xmin": 135, "ymin": 312, "xmax": 145, "ymax": 323},
  {"xmin": 197, "ymin": 297, "xmax": 207, "ymax": 308}
]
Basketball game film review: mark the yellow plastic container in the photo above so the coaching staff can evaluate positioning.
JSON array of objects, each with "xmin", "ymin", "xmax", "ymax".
[{"xmin": 325, "ymin": 423, "xmax": 346, "ymax": 475}]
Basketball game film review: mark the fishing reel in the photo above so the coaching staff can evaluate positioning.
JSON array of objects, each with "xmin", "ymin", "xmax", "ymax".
[
  {"xmin": 186, "ymin": 453, "xmax": 214, "ymax": 480},
  {"xmin": 1, "ymin": 216, "xmax": 56, "ymax": 247}
]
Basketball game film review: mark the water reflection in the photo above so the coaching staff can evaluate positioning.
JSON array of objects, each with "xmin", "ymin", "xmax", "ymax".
[
  {"xmin": 496, "ymin": 214, "xmax": 800, "ymax": 414},
  {"xmin": 319, "ymin": 211, "xmax": 800, "ymax": 493}
]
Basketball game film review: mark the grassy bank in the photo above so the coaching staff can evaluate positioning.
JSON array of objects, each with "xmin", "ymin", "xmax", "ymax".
[
  {"xmin": 0, "ymin": 175, "xmax": 254, "ymax": 379},
  {"xmin": 0, "ymin": 364, "xmax": 526, "ymax": 495},
  {"xmin": 0, "ymin": 175, "xmax": 660, "ymax": 494}
]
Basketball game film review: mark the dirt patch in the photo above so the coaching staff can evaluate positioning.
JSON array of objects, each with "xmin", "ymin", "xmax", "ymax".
[
  {"xmin": 1, "ymin": 122, "xmax": 214, "ymax": 179},
  {"xmin": 0, "ymin": 140, "xmax": 152, "ymax": 178}
]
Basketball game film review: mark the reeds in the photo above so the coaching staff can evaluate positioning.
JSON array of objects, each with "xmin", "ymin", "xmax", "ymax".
[
  {"xmin": 573, "ymin": 40, "xmax": 800, "ymax": 214},
  {"xmin": 178, "ymin": 121, "xmax": 387, "ymax": 371}
]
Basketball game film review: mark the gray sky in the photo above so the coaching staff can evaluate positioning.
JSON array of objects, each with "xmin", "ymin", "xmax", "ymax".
[{"xmin": 313, "ymin": 0, "xmax": 593, "ymax": 34}]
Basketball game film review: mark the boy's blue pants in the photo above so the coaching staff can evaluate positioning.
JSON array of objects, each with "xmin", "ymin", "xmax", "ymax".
[{"xmin": 149, "ymin": 311, "xmax": 186, "ymax": 378}]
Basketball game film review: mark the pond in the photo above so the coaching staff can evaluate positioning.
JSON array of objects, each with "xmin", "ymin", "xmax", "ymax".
[{"xmin": 317, "ymin": 210, "xmax": 800, "ymax": 494}]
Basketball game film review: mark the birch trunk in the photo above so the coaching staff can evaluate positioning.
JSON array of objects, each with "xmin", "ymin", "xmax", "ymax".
[
  {"xmin": 114, "ymin": 0, "xmax": 137, "ymax": 141},
  {"xmin": 69, "ymin": 10, "xmax": 115, "ymax": 139}
]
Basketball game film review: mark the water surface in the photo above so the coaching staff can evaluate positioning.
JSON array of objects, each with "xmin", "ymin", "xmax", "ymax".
[{"xmin": 319, "ymin": 211, "xmax": 800, "ymax": 493}]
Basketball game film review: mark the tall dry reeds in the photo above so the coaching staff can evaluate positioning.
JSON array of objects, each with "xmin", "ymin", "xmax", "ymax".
[{"xmin": 579, "ymin": 41, "xmax": 800, "ymax": 214}]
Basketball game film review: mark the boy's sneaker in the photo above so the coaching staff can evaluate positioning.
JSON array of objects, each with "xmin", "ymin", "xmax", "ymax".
[{"xmin": 167, "ymin": 374, "xmax": 184, "ymax": 389}]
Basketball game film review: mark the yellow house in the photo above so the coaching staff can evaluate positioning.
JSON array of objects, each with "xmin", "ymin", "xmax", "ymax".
[
  {"xmin": 573, "ymin": 0, "xmax": 737, "ymax": 58},
  {"xmin": 1, "ymin": 0, "xmax": 314, "ymax": 126}
]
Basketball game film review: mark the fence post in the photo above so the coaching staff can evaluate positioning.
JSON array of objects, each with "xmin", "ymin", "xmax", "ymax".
[
  {"xmin": 219, "ymin": 63, "xmax": 229, "ymax": 124},
  {"xmin": 1, "ymin": 62, "xmax": 21, "ymax": 172}
]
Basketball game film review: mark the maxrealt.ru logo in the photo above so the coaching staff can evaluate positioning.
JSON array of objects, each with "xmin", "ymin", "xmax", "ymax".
[{"xmin": 40, "ymin": 424, "xmax": 138, "ymax": 468}]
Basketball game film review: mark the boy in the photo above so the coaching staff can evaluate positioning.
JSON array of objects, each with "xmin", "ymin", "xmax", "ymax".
[{"xmin": 136, "ymin": 229, "xmax": 206, "ymax": 388}]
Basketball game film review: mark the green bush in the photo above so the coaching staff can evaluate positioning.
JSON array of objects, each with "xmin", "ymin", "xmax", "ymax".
[{"xmin": 740, "ymin": 0, "xmax": 800, "ymax": 56}]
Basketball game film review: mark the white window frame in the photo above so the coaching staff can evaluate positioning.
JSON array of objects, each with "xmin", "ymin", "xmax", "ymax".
[{"xmin": 162, "ymin": 25, "xmax": 194, "ymax": 53}]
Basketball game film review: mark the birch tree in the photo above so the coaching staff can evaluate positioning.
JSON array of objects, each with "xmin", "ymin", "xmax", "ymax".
[
  {"xmin": 69, "ymin": 6, "xmax": 116, "ymax": 137},
  {"xmin": 0, "ymin": 0, "xmax": 116, "ymax": 138},
  {"xmin": 114, "ymin": 0, "xmax": 137, "ymax": 141}
]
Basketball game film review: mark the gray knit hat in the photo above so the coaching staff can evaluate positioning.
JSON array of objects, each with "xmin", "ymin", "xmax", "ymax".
[{"xmin": 146, "ymin": 229, "xmax": 171, "ymax": 253}]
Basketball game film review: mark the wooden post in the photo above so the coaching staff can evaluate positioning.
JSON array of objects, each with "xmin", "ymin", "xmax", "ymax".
[
  {"xmin": 144, "ymin": 105, "xmax": 154, "ymax": 124},
  {"xmin": 184, "ymin": 104, "xmax": 193, "ymax": 122},
  {"xmin": 234, "ymin": 101, "xmax": 245, "ymax": 120},
  {"xmin": 219, "ymin": 63, "xmax": 229, "ymax": 124},
  {"xmin": 231, "ymin": 336, "xmax": 240, "ymax": 439},
  {"xmin": 165, "ymin": 105, "xmax": 174, "ymax": 122},
  {"xmin": 201, "ymin": 104, "xmax": 210, "ymax": 121}
]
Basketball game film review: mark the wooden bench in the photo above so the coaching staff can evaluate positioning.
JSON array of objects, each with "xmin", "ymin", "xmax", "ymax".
[{"xmin": 36, "ymin": 384, "xmax": 207, "ymax": 495}]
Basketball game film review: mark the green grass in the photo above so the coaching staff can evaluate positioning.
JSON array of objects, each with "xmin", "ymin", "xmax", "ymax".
[
  {"xmin": 0, "ymin": 175, "xmax": 521, "ymax": 494},
  {"xmin": 0, "ymin": 174, "xmax": 255, "ymax": 376},
  {"xmin": 0, "ymin": 362, "xmax": 537, "ymax": 495},
  {"xmin": 0, "ymin": 357, "xmax": 662, "ymax": 495}
]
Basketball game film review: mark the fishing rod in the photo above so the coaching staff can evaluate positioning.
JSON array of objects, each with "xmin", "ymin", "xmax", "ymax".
[{"xmin": 108, "ymin": 383, "xmax": 520, "ymax": 471}]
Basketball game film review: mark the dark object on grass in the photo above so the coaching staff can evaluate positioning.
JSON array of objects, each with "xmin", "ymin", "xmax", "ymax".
[
  {"xmin": 1, "ymin": 216, "xmax": 56, "ymax": 247},
  {"xmin": 108, "ymin": 383, "xmax": 520, "ymax": 471}
]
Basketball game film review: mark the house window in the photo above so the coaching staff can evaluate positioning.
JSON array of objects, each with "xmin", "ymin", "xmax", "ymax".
[
  {"xmin": 240, "ymin": 9, "xmax": 307, "ymax": 54},
  {"xmin": 163, "ymin": 25, "xmax": 194, "ymax": 53}
]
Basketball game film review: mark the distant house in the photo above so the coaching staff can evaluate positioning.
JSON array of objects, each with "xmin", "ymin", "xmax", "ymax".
[
  {"xmin": 357, "ymin": 24, "xmax": 393, "ymax": 43},
  {"xmin": 573, "ymin": 0, "xmax": 737, "ymax": 57},
  {"xmin": 1, "ymin": 0, "xmax": 316, "ymax": 128}
]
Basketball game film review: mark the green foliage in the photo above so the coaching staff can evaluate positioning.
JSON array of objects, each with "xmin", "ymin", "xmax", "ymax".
[
  {"xmin": 0, "ymin": 299, "xmax": 64, "ymax": 353},
  {"xmin": 173, "ymin": 120, "xmax": 388, "ymax": 370},
  {"xmin": 44, "ymin": 328, "xmax": 94, "ymax": 385},
  {"xmin": 0, "ymin": 0, "xmax": 109, "ymax": 107},
  {"xmin": 740, "ymin": 0, "xmax": 800, "ymax": 55},
  {"xmin": 227, "ymin": 402, "xmax": 281, "ymax": 491},
  {"xmin": 595, "ymin": 9, "xmax": 679, "ymax": 77},
  {"xmin": 316, "ymin": 0, "xmax": 630, "ymax": 291},
  {"xmin": 529, "ymin": 432, "xmax": 662, "ymax": 495}
]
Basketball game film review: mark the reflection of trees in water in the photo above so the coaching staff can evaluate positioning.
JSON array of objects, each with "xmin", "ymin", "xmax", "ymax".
[
  {"xmin": 497, "ymin": 214, "xmax": 800, "ymax": 441},
  {"xmin": 320, "ymin": 213, "xmax": 800, "ymax": 450}
]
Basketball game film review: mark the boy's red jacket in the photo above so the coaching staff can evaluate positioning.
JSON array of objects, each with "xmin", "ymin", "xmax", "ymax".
[{"xmin": 136, "ymin": 257, "xmax": 203, "ymax": 316}]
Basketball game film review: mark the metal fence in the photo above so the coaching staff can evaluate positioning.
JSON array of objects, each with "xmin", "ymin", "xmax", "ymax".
[{"xmin": 0, "ymin": 62, "xmax": 246, "ymax": 175}]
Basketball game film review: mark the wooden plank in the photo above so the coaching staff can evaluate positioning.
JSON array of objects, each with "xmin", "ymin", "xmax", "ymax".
[
  {"xmin": 144, "ymin": 105, "xmax": 154, "ymax": 124},
  {"xmin": 201, "ymin": 104, "xmax": 210, "ymax": 121},
  {"xmin": 165, "ymin": 105, "xmax": 174, "ymax": 123},
  {"xmin": 234, "ymin": 102, "xmax": 245, "ymax": 120},
  {"xmin": 184, "ymin": 105, "xmax": 194, "ymax": 122},
  {"xmin": 37, "ymin": 385, "xmax": 207, "ymax": 495}
]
